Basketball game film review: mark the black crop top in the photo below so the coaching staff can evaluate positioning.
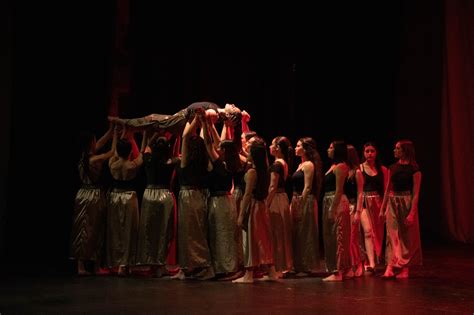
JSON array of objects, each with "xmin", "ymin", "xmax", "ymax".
[
  {"xmin": 390, "ymin": 163, "xmax": 420, "ymax": 192},
  {"xmin": 324, "ymin": 171, "xmax": 336, "ymax": 192},
  {"xmin": 292, "ymin": 169, "xmax": 304, "ymax": 194}
]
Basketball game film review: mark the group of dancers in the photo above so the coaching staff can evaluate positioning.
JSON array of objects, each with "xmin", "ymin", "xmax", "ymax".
[{"xmin": 70, "ymin": 102, "xmax": 422, "ymax": 282}]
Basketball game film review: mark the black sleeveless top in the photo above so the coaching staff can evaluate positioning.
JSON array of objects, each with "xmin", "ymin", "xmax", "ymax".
[
  {"xmin": 234, "ymin": 167, "xmax": 246, "ymax": 190},
  {"xmin": 270, "ymin": 161, "xmax": 286, "ymax": 189},
  {"xmin": 361, "ymin": 165, "xmax": 384, "ymax": 194},
  {"xmin": 208, "ymin": 160, "xmax": 233, "ymax": 193},
  {"xmin": 112, "ymin": 179, "xmax": 135, "ymax": 190},
  {"xmin": 324, "ymin": 171, "xmax": 336, "ymax": 193},
  {"xmin": 390, "ymin": 163, "xmax": 420, "ymax": 192},
  {"xmin": 344, "ymin": 173, "xmax": 357, "ymax": 200},
  {"xmin": 144, "ymin": 154, "xmax": 178, "ymax": 187},
  {"xmin": 251, "ymin": 168, "xmax": 269, "ymax": 201},
  {"xmin": 292, "ymin": 169, "xmax": 304, "ymax": 194},
  {"xmin": 178, "ymin": 165, "xmax": 208, "ymax": 189}
]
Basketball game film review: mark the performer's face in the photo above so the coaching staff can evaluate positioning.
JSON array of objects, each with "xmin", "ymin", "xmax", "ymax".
[
  {"xmin": 364, "ymin": 145, "xmax": 376, "ymax": 163},
  {"xmin": 327, "ymin": 143, "xmax": 335, "ymax": 159}
]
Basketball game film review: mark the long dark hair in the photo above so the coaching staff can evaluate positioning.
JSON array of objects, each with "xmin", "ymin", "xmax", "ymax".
[
  {"xmin": 116, "ymin": 139, "xmax": 132, "ymax": 159},
  {"xmin": 331, "ymin": 140, "xmax": 348, "ymax": 164},
  {"xmin": 187, "ymin": 134, "xmax": 209, "ymax": 173},
  {"xmin": 151, "ymin": 136, "xmax": 171, "ymax": 164},
  {"xmin": 398, "ymin": 139, "xmax": 418, "ymax": 168},
  {"xmin": 220, "ymin": 140, "xmax": 240, "ymax": 174},
  {"xmin": 299, "ymin": 137, "xmax": 323, "ymax": 199},
  {"xmin": 274, "ymin": 136, "xmax": 295, "ymax": 176},
  {"xmin": 249, "ymin": 137, "xmax": 270, "ymax": 199},
  {"xmin": 346, "ymin": 144, "xmax": 360, "ymax": 180},
  {"xmin": 77, "ymin": 131, "xmax": 95, "ymax": 177}
]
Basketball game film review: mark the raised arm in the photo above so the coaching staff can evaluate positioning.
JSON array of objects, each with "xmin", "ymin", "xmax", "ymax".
[
  {"xmin": 91, "ymin": 122, "xmax": 116, "ymax": 165},
  {"xmin": 95, "ymin": 121, "xmax": 114, "ymax": 151},
  {"xmin": 209, "ymin": 118, "xmax": 222, "ymax": 152},
  {"xmin": 180, "ymin": 113, "xmax": 201, "ymax": 168},
  {"xmin": 241, "ymin": 110, "xmax": 251, "ymax": 133},
  {"xmin": 201, "ymin": 114, "xmax": 219, "ymax": 162}
]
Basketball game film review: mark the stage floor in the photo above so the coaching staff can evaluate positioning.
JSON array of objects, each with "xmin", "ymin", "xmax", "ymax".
[{"xmin": 1, "ymin": 241, "xmax": 473, "ymax": 314}]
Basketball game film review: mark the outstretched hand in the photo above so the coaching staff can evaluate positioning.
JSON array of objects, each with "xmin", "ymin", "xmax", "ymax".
[{"xmin": 241, "ymin": 110, "xmax": 251, "ymax": 122}]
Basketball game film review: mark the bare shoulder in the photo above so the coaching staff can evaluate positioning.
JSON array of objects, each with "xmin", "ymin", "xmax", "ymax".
[
  {"xmin": 335, "ymin": 162, "xmax": 349, "ymax": 174},
  {"xmin": 302, "ymin": 160, "xmax": 314, "ymax": 170}
]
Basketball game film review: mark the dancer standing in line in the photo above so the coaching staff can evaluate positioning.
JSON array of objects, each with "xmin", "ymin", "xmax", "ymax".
[
  {"xmin": 267, "ymin": 136, "xmax": 294, "ymax": 277},
  {"xmin": 233, "ymin": 138, "xmax": 276, "ymax": 283},
  {"xmin": 290, "ymin": 137, "xmax": 322, "ymax": 277},
  {"xmin": 360, "ymin": 142, "xmax": 388, "ymax": 273},
  {"xmin": 322, "ymin": 140, "xmax": 351, "ymax": 281},
  {"xmin": 381, "ymin": 140, "xmax": 422, "ymax": 279},
  {"xmin": 344, "ymin": 144, "xmax": 364, "ymax": 278}
]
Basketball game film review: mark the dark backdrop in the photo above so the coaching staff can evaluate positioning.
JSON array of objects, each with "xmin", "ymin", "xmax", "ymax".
[{"xmin": 3, "ymin": 0, "xmax": 443, "ymax": 273}]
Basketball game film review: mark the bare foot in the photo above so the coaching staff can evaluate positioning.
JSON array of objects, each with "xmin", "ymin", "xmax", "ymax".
[
  {"xmin": 344, "ymin": 269, "xmax": 354, "ymax": 279},
  {"xmin": 295, "ymin": 272, "xmax": 308, "ymax": 277},
  {"xmin": 218, "ymin": 270, "xmax": 244, "ymax": 281},
  {"xmin": 323, "ymin": 274, "xmax": 343, "ymax": 282},
  {"xmin": 396, "ymin": 268, "xmax": 409, "ymax": 279},
  {"xmin": 381, "ymin": 272, "xmax": 395, "ymax": 278},
  {"xmin": 117, "ymin": 266, "xmax": 127, "ymax": 277},
  {"xmin": 232, "ymin": 276, "xmax": 254, "ymax": 284},
  {"xmin": 258, "ymin": 275, "xmax": 281, "ymax": 282},
  {"xmin": 354, "ymin": 265, "xmax": 364, "ymax": 277},
  {"xmin": 170, "ymin": 269, "xmax": 186, "ymax": 280}
]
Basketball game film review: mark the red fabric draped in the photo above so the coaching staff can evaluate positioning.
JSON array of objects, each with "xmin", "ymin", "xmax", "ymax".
[{"xmin": 441, "ymin": 0, "xmax": 474, "ymax": 242}]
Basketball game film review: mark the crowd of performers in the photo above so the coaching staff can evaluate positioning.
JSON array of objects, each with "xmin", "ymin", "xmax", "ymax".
[{"xmin": 70, "ymin": 102, "xmax": 422, "ymax": 282}]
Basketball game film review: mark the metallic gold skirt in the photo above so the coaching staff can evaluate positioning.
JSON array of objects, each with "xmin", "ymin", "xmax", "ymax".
[
  {"xmin": 70, "ymin": 187, "xmax": 107, "ymax": 261},
  {"xmin": 290, "ymin": 193, "xmax": 319, "ymax": 272},
  {"xmin": 385, "ymin": 191, "xmax": 422, "ymax": 267},
  {"xmin": 322, "ymin": 192, "xmax": 351, "ymax": 273},
  {"xmin": 136, "ymin": 188, "xmax": 176, "ymax": 266}
]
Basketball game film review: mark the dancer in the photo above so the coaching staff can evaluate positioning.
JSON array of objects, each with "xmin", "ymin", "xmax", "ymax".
[
  {"xmin": 291, "ymin": 137, "xmax": 322, "ymax": 277},
  {"xmin": 322, "ymin": 140, "xmax": 351, "ymax": 281},
  {"xmin": 360, "ymin": 142, "xmax": 388, "ymax": 273},
  {"xmin": 70, "ymin": 122, "xmax": 115, "ymax": 275},
  {"xmin": 381, "ymin": 140, "xmax": 422, "ymax": 279}
]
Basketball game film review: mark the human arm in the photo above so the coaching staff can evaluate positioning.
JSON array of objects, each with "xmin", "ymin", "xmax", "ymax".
[
  {"xmin": 405, "ymin": 171, "xmax": 422, "ymax": 225},
  {"xmin": 300, "ymin": 161, "xmax": 315, "ymax": 210},
  {"xmin": 201, "ymin": 114, "xmax": 219, "ymax": 162},
  {"xmin": 379, "ymin": 169, "xmax": 392, "ymax": 218},
  {"xmin": 95, "ymin": 121, "xmax": 114, "ymax": 151},
  {"xmin": 266, "ymin": 165, "xmax": 280, "ymax": 208},
  {"xmin": 180, "ymin": 113, "xmax": 201, "ymax": 168},
  {"xmin": 241, "ymin": 110, "xmax": 251, "ymax": 133},
  {"xmin": 237, "ymin": 168, "xmax": 256, "ymax": 228},
  {"xmin": 353, "ymin": 169, "xmax": 364, "ymax": 222},
  {"xmin": 329, "ymin": 163, "xmax": 347, "ymax": 216}
]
